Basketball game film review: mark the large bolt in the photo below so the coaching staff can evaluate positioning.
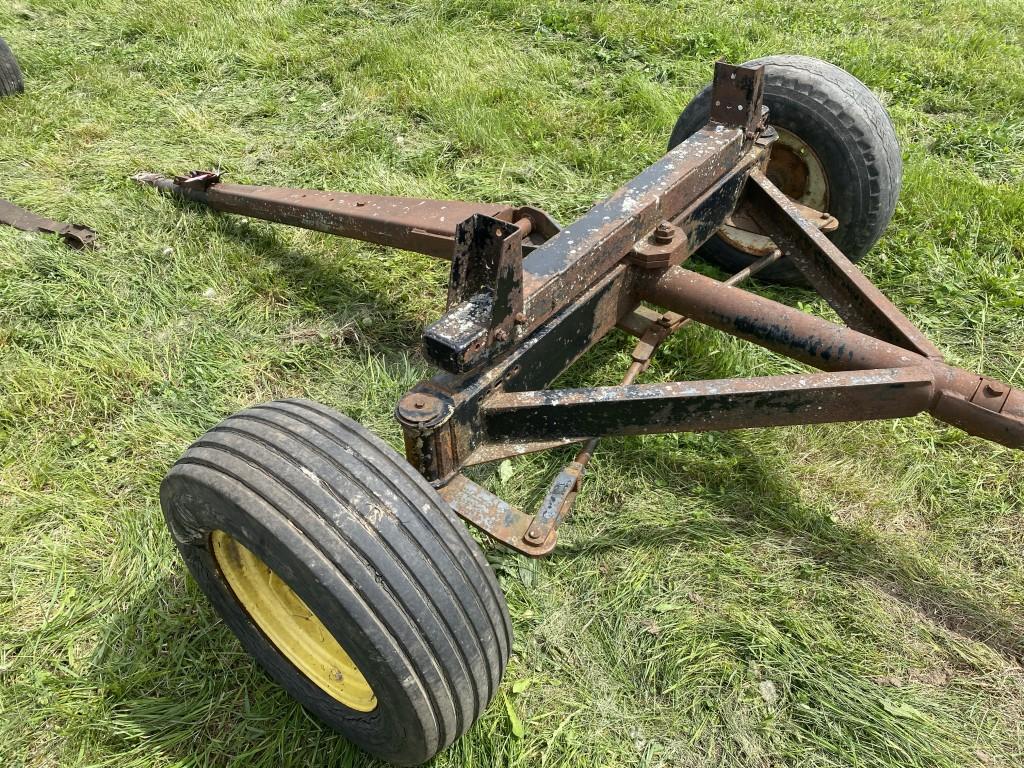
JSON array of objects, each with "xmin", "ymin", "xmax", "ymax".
[
  {"xmin": 983, "ymin": 383, "xmax": 1006, "ymax": 398},
  {"xmin": 494, "ymin": 328, "xmax": 509, "ymax": 342},
  {"xmin": 652, "ymin": 222, "xmax": 674, "ymax": 245},
  {"xmin": 396, "ymin": 391, "xmax": 446, "ymax": 424}
]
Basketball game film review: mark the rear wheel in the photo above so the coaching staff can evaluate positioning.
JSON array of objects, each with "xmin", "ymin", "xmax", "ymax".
[
  {"xmin": 669, "ymin": 55, "xmax": 902, "ymax": 284},
  {"xmin": 0, "ymin": 38, "xmax": 23, "ymax": 98},
  {"xmin": 161, "ymin": 399, "xmax": 512, "ymax": 766}
]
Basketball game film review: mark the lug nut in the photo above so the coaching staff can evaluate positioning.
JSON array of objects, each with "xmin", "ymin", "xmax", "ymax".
[{"xmin": 652, "ymin": 222, "xmax": 674, "ymax": 245}]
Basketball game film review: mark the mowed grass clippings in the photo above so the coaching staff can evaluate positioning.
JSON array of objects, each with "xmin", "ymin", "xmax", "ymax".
[{"xmin": 1, "ymin": 1, "xmax": 1023, "ymax": 766}]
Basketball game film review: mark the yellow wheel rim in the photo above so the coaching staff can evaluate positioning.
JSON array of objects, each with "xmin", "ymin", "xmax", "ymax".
[{"xmin": 210, "ymin": 530, "xmax": 377, "ymax": 712}]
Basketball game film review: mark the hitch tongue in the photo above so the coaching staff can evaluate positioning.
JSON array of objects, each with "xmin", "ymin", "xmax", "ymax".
[{"xmin": 133, "ymin": 169, "xmax": 559, "ymax": 261}]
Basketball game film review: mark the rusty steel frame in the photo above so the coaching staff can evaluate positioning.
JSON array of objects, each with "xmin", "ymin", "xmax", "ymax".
[{"xmin": 135, "ymin": 60, "xmax": 1023, "ymax": 558}]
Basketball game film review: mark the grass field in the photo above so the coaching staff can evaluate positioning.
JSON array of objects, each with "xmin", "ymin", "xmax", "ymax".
[{"xmin": 2, "ymin": 1, "xmax": 1024, "ymax": 766}]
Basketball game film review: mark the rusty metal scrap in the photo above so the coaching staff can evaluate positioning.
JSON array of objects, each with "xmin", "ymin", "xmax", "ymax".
[{"xmin": 0, "ymin": 198, "xmax": 97, "ymax": 249}]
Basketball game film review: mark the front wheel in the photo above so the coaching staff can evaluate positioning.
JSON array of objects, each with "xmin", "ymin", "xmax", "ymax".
[
  {"xmin": 669, "ymin": 55, "xmax": 903, "ymax": 285},
  {"xmin": 160, "ymin": 399, "xmax": 512, "ymax": 766}
]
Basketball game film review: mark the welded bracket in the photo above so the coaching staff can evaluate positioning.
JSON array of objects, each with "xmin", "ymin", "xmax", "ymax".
[
  {"xmin": 424, "ymin": 214, "xmax": 525, "ymax": 371},
  {"xmin": 709, "ymin": 59, "xmax": 766, "ymax": 137},
  {"xmin": 174, "ymin": 169, "xmax": 222, "ymax": 189}
]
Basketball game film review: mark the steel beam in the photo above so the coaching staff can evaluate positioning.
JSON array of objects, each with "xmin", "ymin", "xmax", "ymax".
[
  {"xmin": 397, "ymin": 264, "xmax": 640, "ymax": 481},
  {"xmin": 638, "ymin": 266, "xmax": 1024, "ymax": 448},
  {"xmin": 744, "ymin": 169, "xmax": 942, "ymax": 358},
  {"xmin": 481, "ymin": 368, "xmax": 936, "ymax": 442},
  {"xmin": 421, "ymin": 125, "xmax": 752, "ymax": 372},
  {"xmin": 132, "ymin": 172, "xmax": 555, "ymax": 259}
]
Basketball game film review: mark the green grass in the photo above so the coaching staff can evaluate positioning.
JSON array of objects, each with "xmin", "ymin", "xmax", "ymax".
[{"xmin": 2, "ymin": 1, "xmax": 1023, "ymax": 766}]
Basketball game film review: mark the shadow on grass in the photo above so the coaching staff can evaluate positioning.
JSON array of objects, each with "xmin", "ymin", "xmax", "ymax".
[
  {"xmin": 93, "ymin": 436, "xmax": 1021, "ymax": 767},
  {"xmin": 177, "ymin": 201, "xmax": 432, "ymax": 353},
  {"xmin": 556, "ymin": 433, "xmax": 1024, "ymax": 665},
  {"xmin": 88, "ymin": 574, "xmax": 388, "ymax": 768}
]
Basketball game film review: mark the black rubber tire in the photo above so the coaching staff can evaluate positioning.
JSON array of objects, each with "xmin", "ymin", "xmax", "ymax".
[
  {"xmin": 668, "ymin": 55, "xmax": 902, "ymax": 285},
  {"xmin": 0, "ymin": 38, "xmax": 24, "ymax": 98},
  {"xmin": 160, "ymin": 399, "xmax": 512, "ymax": 766}
]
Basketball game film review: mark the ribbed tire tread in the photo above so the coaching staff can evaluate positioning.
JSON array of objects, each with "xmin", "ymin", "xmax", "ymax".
[
  {"xmin": 0, "ymin": 38, "xmax": 24, "ymax": 98},
  {"xmin": 161, "ymin": 398, "xmax": 512, "ymax": 766},
  {"xmin": 668, "ymin": 55, "xmax": 902, "ymax": 284}
]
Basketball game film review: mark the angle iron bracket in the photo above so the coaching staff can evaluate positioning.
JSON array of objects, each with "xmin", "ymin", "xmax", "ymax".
[
  {"xmin": 424, "ymin": 213, "xmax": 524, "ymax": 372},
  {"xmin": 709, "ymin": 60, "xmax": 766, "ymax": 139}
]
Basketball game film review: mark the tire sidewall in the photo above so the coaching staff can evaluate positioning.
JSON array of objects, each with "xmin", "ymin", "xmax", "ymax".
[
  {"xmin": 668, "ymin": 56, "xmax": 900, "ymax": 283},
  {"xmin": 161, "ymin": 466, "xmax": 433, "ymax": 766},
  {"xmin": 745, "ymin": 57, "xmax": 881, "ymax": 262}
]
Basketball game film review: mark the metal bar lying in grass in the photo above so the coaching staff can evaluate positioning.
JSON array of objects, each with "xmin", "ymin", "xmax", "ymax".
[{"xmin": 0, "ymin": 197, "xmax": 97, "ymax": 249}]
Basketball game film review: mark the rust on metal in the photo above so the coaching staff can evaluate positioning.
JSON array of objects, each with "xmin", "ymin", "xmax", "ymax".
[
  {"xmin": 637, "ymin": 266, "xmax": 1024, "ymax": 448},
  {"xmin": 744, "ymin": 169, "xmax": 943, "ymax": 358},
  {"xmin": 419, "ymin": 121, "xmax": 757, "ymax": 373},
  {"xmin": 0, "ymin": 197, "xmax": 98, "ymax": 249},
  {"xmin": 430, "ymin": 213, "xmax": 525, "ymax": 371},
  {"xmin": 720, "ymin": 196, "xmax": 837, "ymax": 257},
  {"xmin": 481, "ymin": 368, "xmax": 938, "ymax": 442},
  {"xmin": 524, "ymin": 462, "xmax": 585, "ymax": 548},
  {"xmin": 628, "ymin": 220, "xmax": 689, "ymax": 268},
  {"xmin": 135, "ymin": 58, "xmax": 1022, "ymax": 556},
  {"xmin": 502, "ymin": 247, "xmax": 784, "ymax": 549},
  {"xmin": 132, "ymin": 171, "xmax": 554, "ymax": 259},
  {"xmin": 437, "ymin": 473, "xmax": 558, "ymax": 557},
  {"xmin": 709, "ymin": 60, "xmax": 766, "ymax": 137},
  {"xmin": 174, "ymin": 170, "xmax": 222, "ymax": 189},
  {"xmin": 396, "ymin": 391, "xmax": 447, "ymax": 424}
]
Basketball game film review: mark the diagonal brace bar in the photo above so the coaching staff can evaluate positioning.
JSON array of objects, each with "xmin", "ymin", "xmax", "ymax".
[
  {"xmin": 521, "ymin": 249, "xmax": 784, "ymax": 549},
  {"xmin": 745, "ymin": 169, "xmax": 942, "ymax": 358}
]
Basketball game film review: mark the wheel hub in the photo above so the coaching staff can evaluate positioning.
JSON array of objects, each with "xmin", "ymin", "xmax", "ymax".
[{"xmin": 719, "ymin": 126, "xmax": 832, "ymax": 256}]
